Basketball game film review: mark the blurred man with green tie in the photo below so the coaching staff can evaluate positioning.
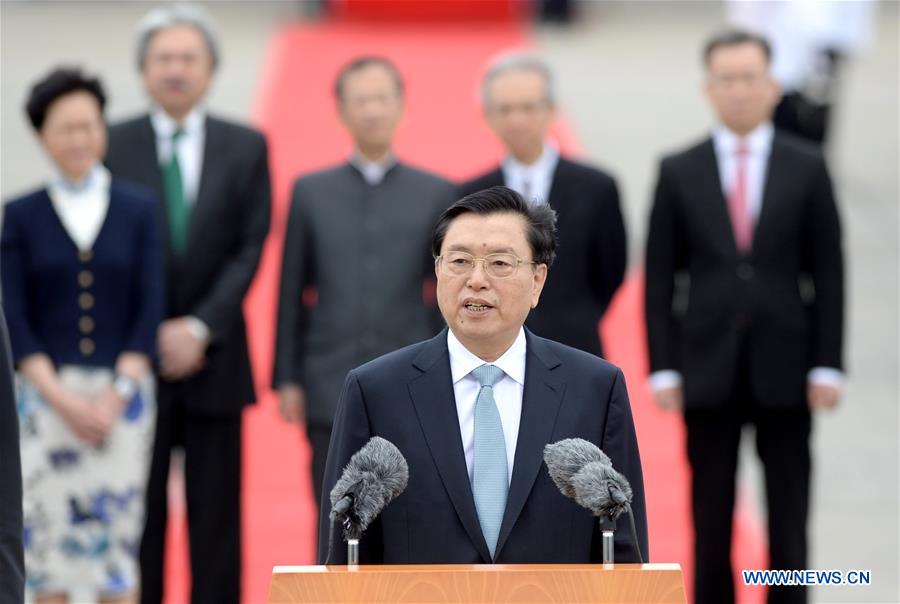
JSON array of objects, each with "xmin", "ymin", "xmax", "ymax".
[{"xmin": 105, "ymin": 5, "xmax": 271, "ymax": 602}]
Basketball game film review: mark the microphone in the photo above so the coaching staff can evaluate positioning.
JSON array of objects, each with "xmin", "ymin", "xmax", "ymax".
[
  {"xmin": 326, "ymin": 436, "xmax": 409, "ymax": 564},
  {"xmin": 543, "ymin": 438, "xmax": 643, "ymax": 564},
  {"xmin": 570, "ymin": 460, "xmax": 634, "ymax": 522},
  {"xmin": 543, "ymin": 438, "xmax": 611, "ymax": 499}
]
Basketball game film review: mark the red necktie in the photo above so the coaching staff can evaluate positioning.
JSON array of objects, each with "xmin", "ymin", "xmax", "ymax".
[{"xmin": 728, "ymin": 142, "xmax": 752, "ymax": 253}]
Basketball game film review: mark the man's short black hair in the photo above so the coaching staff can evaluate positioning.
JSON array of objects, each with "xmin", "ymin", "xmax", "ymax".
[
  {"xmin": 431, "ymin": 186, "xmax": 558, "ymax": 267},
  {"xmin": 703, "ymin": 29, "xmax": 772, "ymax": 67},
  {"xmin": 334, "ymin": 56, "xmax": 404, "ymax": 101},
  {"xmin": 25, "ymin": 67, "xmax": 106, "ymax": 131}
]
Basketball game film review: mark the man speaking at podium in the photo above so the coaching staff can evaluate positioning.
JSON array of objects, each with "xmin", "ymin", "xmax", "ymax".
[{"xmin": 318, "ymin": 186, "xmax": 647, "ymax": 564}]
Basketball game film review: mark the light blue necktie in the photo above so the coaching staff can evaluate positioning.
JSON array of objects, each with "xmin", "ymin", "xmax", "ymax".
[{"xmin": 471, "ymin": 364, "xmax": 508, "ymax": 559}]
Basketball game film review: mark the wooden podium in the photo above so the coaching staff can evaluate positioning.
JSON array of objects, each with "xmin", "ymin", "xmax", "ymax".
[{"xmin": 269, "ymin": 563, "xmax": 686, "ymax": 603}]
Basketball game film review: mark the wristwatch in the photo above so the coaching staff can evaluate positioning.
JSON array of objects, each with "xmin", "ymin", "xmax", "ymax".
[{"xmin": 113, "ymin": 375, "xmax": 139, "ymax": 401}]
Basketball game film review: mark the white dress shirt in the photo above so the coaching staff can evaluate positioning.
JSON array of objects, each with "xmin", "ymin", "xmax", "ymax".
[
  {"xmin": 448, "ymin": 327, "xmax": 526, "ymax": 486},
  {"xmin": 649, "ymin": 122, "xmax": 843, "ymax": 394},
  {"xmin": 501, "ymin": 142, "xmax": 559, "ymax": 205},
  {"xmin": 150, "ymin": 105, "xmax": 205, "ymax": 205},
  {"xmin": 713, "ymin": 122, "xmax": 773, "ymax": 223},
  {"xmin": 150, "ymin": 106, "xmax": 210, "ymax": 342},
  {"xmin": 349, "ymin": 151, "xmax": 397, "ymax": 186},
  {"xmin": 47, "ymin": 164, "xmax": 110, "ymax": 251}
]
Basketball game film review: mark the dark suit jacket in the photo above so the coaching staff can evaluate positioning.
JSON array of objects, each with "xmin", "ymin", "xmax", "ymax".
[
  {"xmin": 458, "ymin": 157, "xmax": 627, "ymax": 358},
  {"xmin": 0, "ymin": 307, "xmax": 24, "ymax": 604},
  {"xmin": 317, "ymin": 328, "xmax": 648, "ymax": 565},
  {"xmin": 273, "ymin": 162, "xmax": 454, "ymax": 426},
  {"xmin": 645, "ymin": 132, "xmax": 844, "ymax": 408},
  {"xmin": 1, "ymin": 182, "xmax": 164, "ymax": 368},
  {"xmin": 106, "ymin": 114, "xmax": 271, "ymax": 415}
]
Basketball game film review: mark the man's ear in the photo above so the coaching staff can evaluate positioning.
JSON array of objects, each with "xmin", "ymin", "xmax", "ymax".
[{"xmin": 531, "ymin": 263, "xmax": 548, "ymax": 309}]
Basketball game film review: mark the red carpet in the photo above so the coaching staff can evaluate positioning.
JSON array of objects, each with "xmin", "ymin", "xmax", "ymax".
[{"xmin": 160, "ymin": 19, "xmax": 768, "ymax": 603}]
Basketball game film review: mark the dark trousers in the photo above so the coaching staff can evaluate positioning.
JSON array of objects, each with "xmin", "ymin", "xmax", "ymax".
[
  {"xmin": 685, "ymin": 357, "xmax": 811, "ymax": 604},
  {"xmin": 140, "ymin": 395, "xmax": 243, "ymax": 604},
  {"xmin": 307, "ymin": 422, "xmax": 332, "ymax": 520}
]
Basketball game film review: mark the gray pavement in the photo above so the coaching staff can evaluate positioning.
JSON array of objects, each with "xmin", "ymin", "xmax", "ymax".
[{"xmin": 2, "ymin": 1, "xmax": 897, "ymax": 602}]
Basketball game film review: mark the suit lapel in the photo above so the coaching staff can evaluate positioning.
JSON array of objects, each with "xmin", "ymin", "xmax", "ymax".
[
  {"xmin": 494, "ymin": 330, "xmax": 564, "ymax": 558},
  {"xmin": 545, "ymin": 156, "xmax": 569, "ymax": 209},
  {"xmin": 408, "ymin": 330, "xmax": 492, "ymax": 562},
  {"xmin": 185, "ymin": 115, "xmax": 220, "ymax": 257},
  {"xmin": 132, "ymin": 115, "xmax": 174, "ymax": 265},
  {"xmin": 134, "ymin": 115, "xmax": 166, "ymax": 199},
  {"xmin": 696, "ymin": 139, "xmax": 739, "ymax": 257},
  {"xmin": 753, "ymin": 136, "xmax": 788, "ymax": 254}
]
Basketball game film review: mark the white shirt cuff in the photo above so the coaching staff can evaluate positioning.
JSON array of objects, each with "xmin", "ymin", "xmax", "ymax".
[
  {"xmin": 807, "ymin": 367, "xmax": 844, "ymax": 391},
  {"xmin": 186, "ymin": 316, "xmax": 211, "ymax": 343},
  {"xmin": 649, "ymin": 368, "xmax": 842, "ymax": 394},
  {"xmin": 649, "ymin": 370, "xmax": 683, "ymax": 392}
]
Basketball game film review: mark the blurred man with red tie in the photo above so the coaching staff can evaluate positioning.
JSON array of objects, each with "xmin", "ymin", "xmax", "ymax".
[{"xmin": 645, "ymin": 30, "xmax": 844, "ymax": 604}]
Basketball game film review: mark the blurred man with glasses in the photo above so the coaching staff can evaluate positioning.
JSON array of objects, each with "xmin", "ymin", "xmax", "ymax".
[
  {"xmin": 274, "ymin": 56, "xmax": 454, "ymax": 526},
  {"xmin": 318, "ymin": 186, "xmax": 647, "ymax": 565},
  {"xmin": 459, "ymin": 52, "xmax": 627, "ymax": 359}
]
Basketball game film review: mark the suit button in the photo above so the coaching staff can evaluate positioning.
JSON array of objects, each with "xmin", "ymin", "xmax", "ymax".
[
  {"xmin": 78, "ymin": 250, "xmax": 93, "ymax": 263},
  {"xmin": 78, "ymin": 270, "xmax": 94, "ymax": 288},
  {"xmin": 79, "ymin": 316, "xmax": 95, "ymax": 334},
  {"xmin": 79, "ymin": 338, "xmax": 95, "ymax": 356},
  {"xmin": 79, "ymin": 292, "xmax": 95, "ymax": 310},
  {"xmin": 737, "ymin": 263, "xmax": 754, "ymax": 281}
]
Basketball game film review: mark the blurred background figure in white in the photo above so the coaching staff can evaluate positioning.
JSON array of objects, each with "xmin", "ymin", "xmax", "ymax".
[{"xmin": 728, "ymin": 0, "xmax": 878, "ymax": 144}]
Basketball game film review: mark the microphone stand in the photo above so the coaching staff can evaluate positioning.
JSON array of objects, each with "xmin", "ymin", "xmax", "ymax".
[
  {"xmin": 344, "ymin": 518, "xmax": 359, "ymax": 569},
  {"xmin": 598, "ymin": 506, "xmax": 645, "ymax": 565},
  {"xmin": 347, "ymin": 539, "xmax": 359, "ymax": 568},
  {"xmin": 599, "ymin": 515, "xmax": 615, "ymax": 564}
]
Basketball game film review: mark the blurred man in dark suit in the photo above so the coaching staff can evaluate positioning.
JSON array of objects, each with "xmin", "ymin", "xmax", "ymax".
[
  {"xmin": 0, "ymin": 306, "xmax": 24, "ymax": 604},
  {"xmin": 105, "ymin": 5, "xmax": 271, "ymax": 603},
  {"xmin": 459, "ymin": 53, "xmax": 626, "ymax": 358},
  {"xmin": 645, "ymin": 30, "xmax": 844, "ymax": 604},
  {"xmin": 274, "ymin": 57, "xmax": 454, "ymax": 516}
]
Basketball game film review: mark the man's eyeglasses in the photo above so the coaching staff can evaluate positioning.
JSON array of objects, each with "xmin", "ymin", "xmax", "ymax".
[{"xmin": 435, "ymin": 251, "xmax": 537, "ymax": 279}]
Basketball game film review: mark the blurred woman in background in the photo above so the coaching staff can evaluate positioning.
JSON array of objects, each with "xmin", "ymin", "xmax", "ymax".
[{"xmin": 0, "ymin": 67, "xmax": 164, "ymax": 604}]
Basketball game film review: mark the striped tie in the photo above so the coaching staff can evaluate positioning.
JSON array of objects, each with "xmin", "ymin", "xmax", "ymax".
[{"xmin": 471, "ymin": 364, "xmax": 508, "ymax": 558}]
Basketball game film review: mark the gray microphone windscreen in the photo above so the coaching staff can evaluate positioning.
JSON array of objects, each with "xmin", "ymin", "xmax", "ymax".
[
  {"xmin": 329, "ymin": 436, "xmax": 409, "ymax": 537},
  {"xmin": 571, "ymin": 460, "xmax": 634, "ymax": 520},
  {"xmin": 543, "ymin": 438, "xmax": 611, "ymax": 498}
]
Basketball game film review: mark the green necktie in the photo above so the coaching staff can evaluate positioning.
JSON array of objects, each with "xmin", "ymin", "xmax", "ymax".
[{"xmin": 162, "ymin": 129, "xmax": 188, "ymax": 254}]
